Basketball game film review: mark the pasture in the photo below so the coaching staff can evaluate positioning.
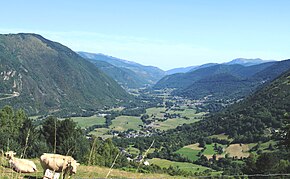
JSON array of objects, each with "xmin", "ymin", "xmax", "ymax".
[
  {"xmin": 149, "ymin": 158, "xmax": 215, "ymax": 173},
  {"xmin": 176, "ymin": 148, "xmax": 200, "ymax": 161},
  {"xmin": 225, "ymin": 144, "xmax": 250, "ymax": 158},
  {"xmin": 146, "ymin": 107, "xmax": 166, "ymax": 118},
  {"xmin": 184, "ymin": 143, "xmax": 203, "ymax": 150},
  {"xmin": 70, "ymin": 115, "xmax": 106, "ymax": 128},
  {"xmin": 89, "ymin": 128, "xmax": 112, "ymax": 139},
  {"xmin": 152, "ymin": 118, "xmax": 199, "ymax": 131},
  {"xmin": 176, "ymin": 143, "xmax": 228, "ymax": 161},
  {"xmin": 126, "ymin": 145, "xmax": 140, "ymax": 157},
  {"xmin": 110, "ymin": 116, "xmax": 143, "ymax": 131},
  {"xmin": 0, "ymin": 157, "xmax": 183, "ymax": 179},
  {"xmin": 209, "ymin": 133, "xmax": 233, "ymax": 142}
]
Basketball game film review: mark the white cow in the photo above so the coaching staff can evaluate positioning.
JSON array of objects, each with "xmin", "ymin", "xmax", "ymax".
[
  {"xmin": 40, "ymin": 153, "xmax": 80, "ymax": 179},
  {"xmin": 4, "ymin": 151, "xmax": 37, "ymax": 173}
]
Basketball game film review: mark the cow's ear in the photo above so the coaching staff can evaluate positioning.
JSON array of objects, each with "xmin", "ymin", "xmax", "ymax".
[
  {"xmin": 13, "ymin": 152, "xmax": 16, "ymax": 155},
  {"xmin": 76, "ymin": 162, "xmax": 80, "ymax": 166}
]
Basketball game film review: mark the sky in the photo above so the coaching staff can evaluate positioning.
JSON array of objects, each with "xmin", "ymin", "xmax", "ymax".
[{"xmin": 0, "ymin": 0, "xmax": 290, "ymax": 70}]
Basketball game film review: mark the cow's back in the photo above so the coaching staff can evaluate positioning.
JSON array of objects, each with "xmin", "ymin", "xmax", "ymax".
[{"xmin": 40, "ymin": 153, "xmax": 69, "ymax": 172}]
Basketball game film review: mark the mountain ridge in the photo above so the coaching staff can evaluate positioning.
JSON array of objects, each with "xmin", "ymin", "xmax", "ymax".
[
  {"xmin": 155, "ymin": 60, "xmax": 290, "ymax": 100},
  {"xmin": 0, "ymin": 33, "xmax": 131, "ymax": 115},
  {"xmin": 78, "ymin": 52, "xmax": 166, "ymax": 88}
]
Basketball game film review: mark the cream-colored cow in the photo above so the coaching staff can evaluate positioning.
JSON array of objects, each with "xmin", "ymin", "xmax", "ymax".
[
  {"xmin": 4, "ymin": 151, "xmax": 37, "ymax": 173},
  {"xmin": 40, "ymin": 153, "xmax": 80, "ymax": 179}
]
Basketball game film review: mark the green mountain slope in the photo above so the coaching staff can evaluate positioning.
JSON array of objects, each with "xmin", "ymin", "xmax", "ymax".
[
  {"xmin": 0, "ymin": 33, "xmax": 131, "ymax": 115},
  {"xmin": 88, "ymin": 60, "xmax": 146, "ymax": 88},
  {"xmin": 78, "ymin": 52, "xmax": 166, "ymax": 88},
  {"xmin": 155, "ymin": 60, "xmax": 289, "ymax": 100},
  {"xmin": 173, "ymin": 68, "xmax": 290, "ymax": 143}
]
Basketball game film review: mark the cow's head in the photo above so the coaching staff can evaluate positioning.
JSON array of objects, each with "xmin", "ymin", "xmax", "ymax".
[
  {"xmin": 67, "ymin": 159, "xmax": 80, "ymax": 175},
  {"xmin": 4, "ymin": 151, "xmax": 16, "ymax": 160}
]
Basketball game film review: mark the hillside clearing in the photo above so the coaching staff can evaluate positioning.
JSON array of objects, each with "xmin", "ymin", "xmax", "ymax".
[
  {"xmin": 176, "ymin": 147, "xmax": 201, "ymax": 161},
  {"xmin": 152, "ymin": 118, "xmax": 199, "ymax": 131},
  {"xmin": 225, "ymin": 144, "xmax": 250, "ymax": 158},
  {"xmin": 184, "ymin": 143, "xmax": 203, "ymax": 150},
  {"xmin": 149, "ymin": 158, "xmax": 215, "ymax": 173}
]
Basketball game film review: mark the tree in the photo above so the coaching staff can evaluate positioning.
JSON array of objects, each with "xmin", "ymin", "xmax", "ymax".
[
  {"xmin": 256, "ymin": 153, "xmax": 279, "ymax": 174},
  {"xmin": 41, "ymin": 117, "xmax": 89, "ymax": 160}
]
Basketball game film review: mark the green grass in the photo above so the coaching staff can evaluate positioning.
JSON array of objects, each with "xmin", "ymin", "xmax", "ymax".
[
  {"xmin": 110, "ymin": 116, "xmax": 143, "ymax": 131},
  {"xmin": 248, "ymin": 140, "xmax": 278, "ymax": 152},
  {"xmin": 127, "ymin": 145, "xmax": 140, "ymax": 156},
  {"xmin": 153, "ymin": 118, "xmax": 199, "ymax": 131},
  {"xmin": 89, "ymin": 128, "xmax": 112, "ymax": 139},
  {"xmin": 203, "ymin": 144, "xmax": 215, "ymax": 155},
  {"xmin": 149, "ymin": 158, "xmax": 214, "ymax": 173},
  {"xmin": 0, "ymin": 158, "xmax": 182, "ymax": 179},
  {"xmin": 146, "ymin": 107, "xmax": 166, "ymax": 118},
  {"xmin": 209, "ymin": 133, "xmax": 233, "ymax": 142},
  {"xmin": 176, "ymin": 148, "xmax": 200, "ymax": 161},
  {"xmin": 70, "ymin": 115, "xmax": 106, "ymax": 128},
  {"xmin": 203, "ymin": 143, "xmax": 226, "ymax": 155}
]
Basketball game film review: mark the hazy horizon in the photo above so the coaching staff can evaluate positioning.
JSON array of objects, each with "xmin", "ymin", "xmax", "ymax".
[{"xmin": 1, "ymin": 0, "xmax": 289, "ymax": 70}]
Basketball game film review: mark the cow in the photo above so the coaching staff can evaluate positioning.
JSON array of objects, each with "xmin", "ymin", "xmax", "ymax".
[
  {"xmin": 4, "ymin": 151, "xmax": 37, "ymax": 173},
  {"xmin": 40, "ymin": 153, "xmax": 80, "ymax": 179}
]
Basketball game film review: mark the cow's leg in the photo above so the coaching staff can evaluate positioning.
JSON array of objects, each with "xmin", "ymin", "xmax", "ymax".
[{"xmin": 62, "ymin": 172, "xmax": 66, "ymax": 179}]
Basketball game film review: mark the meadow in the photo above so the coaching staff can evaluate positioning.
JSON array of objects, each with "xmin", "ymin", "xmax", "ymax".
[
  {"xmin": 70, "ymin": 115, "xmax": 106, "ymax": 128},
  {"xmin": 110, "ymin": 116, "xmax": 143, "ymax": 131},
  {"xmin": 149, "ymin": 158, "xmax": 215, "ymax": 173},
  {"xmin": 0, "ymin": 158, "xmax": 185, "ymax": 179}
]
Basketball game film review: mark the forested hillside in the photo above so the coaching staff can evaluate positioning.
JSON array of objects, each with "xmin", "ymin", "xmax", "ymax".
[
  {"xmin": 0, "ymin": 33, "xmax": 131, "ymax": 115},
  {"xmin": 115, "ymin": 69, "xmax": 290, "ymax": 174},
  {"xmin": 87, "ymin": 59, "xmax": 146, "ymax": 89},
  {"xmin": 78, "ymin": 52, "xmax": 166, "ymax": 88},
  {"xmin": 155, "ymin": 60, "xmax": 290, "ymax": 100}
]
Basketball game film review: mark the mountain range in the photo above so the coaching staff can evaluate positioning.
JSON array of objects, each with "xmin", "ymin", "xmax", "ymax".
[
  {"xmin": 0, "ymin": 33, "xmax": 131, "ymax": 115},
  {"xmin": 155, "ymin": 60, "xmax": 290, "ymax": 100},
  {"xmin": 78, "ymin": 52, "xmax": 166, "ymax": 88},
  {"xmin": 165, "ymin": 58, "xmax": 273, "ymax": 75}
]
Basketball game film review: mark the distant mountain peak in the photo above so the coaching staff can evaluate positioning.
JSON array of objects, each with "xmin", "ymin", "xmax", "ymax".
[
  {"xmin": 78, "ymin": 51, "xmax": 165, "ymax": 88},
  {"xmin": 226, "ymin": 58, "xmax": 274, "ymax": 66}
]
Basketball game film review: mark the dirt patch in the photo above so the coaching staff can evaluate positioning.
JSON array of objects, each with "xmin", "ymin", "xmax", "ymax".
[
  {"xmin": 184, "ymin": 143, "xmax": 203, "ymax": 151},
  {"xmin": 225, "ymin": 144, "xmax": 250, "ymax": 158}
]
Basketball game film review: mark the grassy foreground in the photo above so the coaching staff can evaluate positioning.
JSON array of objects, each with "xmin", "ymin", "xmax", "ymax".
[{"xmin": 0, "ymin": 158, "xmax": 188, "ymax": 179}]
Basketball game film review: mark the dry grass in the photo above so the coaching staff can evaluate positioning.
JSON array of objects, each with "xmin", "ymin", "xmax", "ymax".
[
  {"xmin": 0, "ymin": 157, "xmax": 181, "ymax": 179},
  {"xmin": 225, "ymin": 144, "xmax": 250, "ymax": 158},
  {"xmin": 184, "ymin": 143, "xmax": 203, "ymax": 151}
]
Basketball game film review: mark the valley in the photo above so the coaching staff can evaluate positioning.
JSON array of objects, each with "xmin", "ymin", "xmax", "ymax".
[{"xmin": 0, "ymin": 33, "xmax": 289, "ymax": 178}]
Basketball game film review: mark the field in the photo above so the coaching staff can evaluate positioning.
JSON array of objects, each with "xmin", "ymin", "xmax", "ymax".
[
  {"xmin": 146, "ymin": 106, "xmax": 205, "ymax": 131},
  {"xmin": 146, "ymin": 107, "xmax": 166, "ymax": 118},
  {"xmin": 184, "ymin": 143, "xmax": 203, "ymax": 150},
  {"xmin": 70, "ymin": 115, "xmax": 106, "ymax": 128},
  {"xmin": 209, "ymin": 133, "xmax": 233, "ymax": 142},
  {"xmin": 110, "ymin": 116, "xmax": 143, "ymax": 131},
  {"xmin": 0, "ymin": 158, "xmax": 185, "ymax": 179},
  {"xmin": 176, "ymin": 148, "xmax": 201, "ymax": 161},
  {"xmin": 149, "ymin": 158, "xmax": 214, "ymax": 173},
  {"xmin": 152, "ymin": 118, "xmax": 199, "ymax": 131},
  {"xmin": 126, "ymin": 145, "xmax": 140, "ymax": 157},
  {"xmin": 225, "ymin": 144, "xmax": 250, "ymax": 158},
  {"xmin": 169, "ymin": 108, "xmax": 201, "ymax": 119},
  {"xmin": 89, "ymin": 128, "xmax": 112, "ymax": 139}
]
